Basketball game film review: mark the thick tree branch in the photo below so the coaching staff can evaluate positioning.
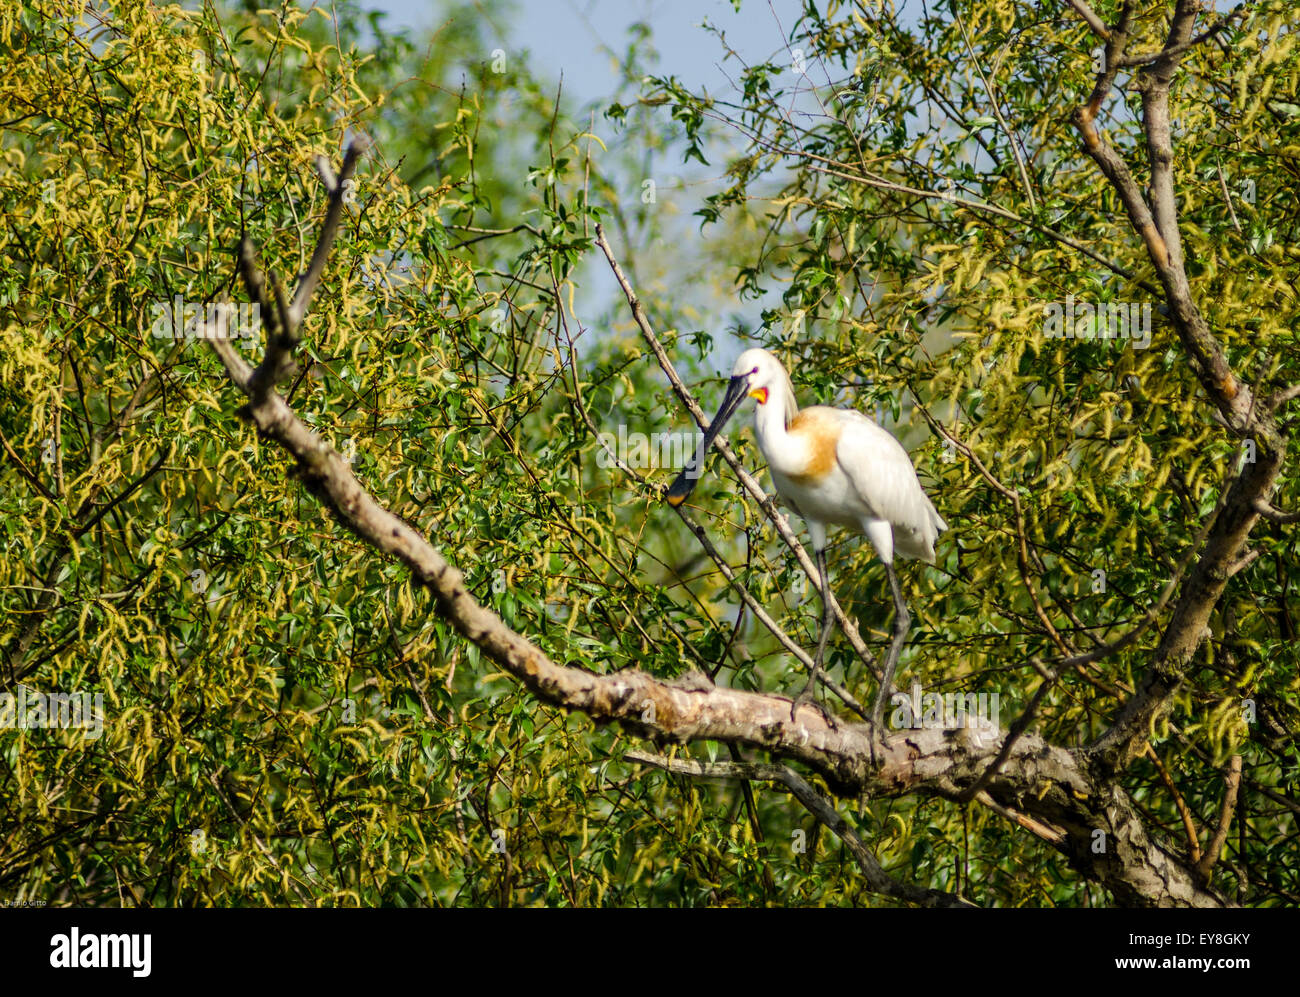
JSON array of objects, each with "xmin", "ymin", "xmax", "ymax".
[
  {"xmin": 1253, "ymin": 500, "xmax": 1300, "ymax": 524},
  {"xmin": 1269, "ymin": 383, "xmax": 1300, "ymax": 411}
]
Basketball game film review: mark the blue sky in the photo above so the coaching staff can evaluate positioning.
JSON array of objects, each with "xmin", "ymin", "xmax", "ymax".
[
  {"xmin": 332, "ymin": 0, "xmax": 823, "ymax": 372},
  {"xmin": 356, "ymin": 0, "xmax": 810, "ymax": 108}
]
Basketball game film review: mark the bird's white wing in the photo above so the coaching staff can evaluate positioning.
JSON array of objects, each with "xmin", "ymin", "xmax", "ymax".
[{"xmin": 833, "ymin": 410, "xmax": 946, "ymax": 562}]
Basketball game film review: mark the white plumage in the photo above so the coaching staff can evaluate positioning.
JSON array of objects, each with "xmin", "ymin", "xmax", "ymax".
[
  {"xmin": 667, "ymin": 347, "xmax": 946, "ymax": 730},
  {"xmin": 764, "ymin": 405, "xmax": 947, "ymax": 564}
]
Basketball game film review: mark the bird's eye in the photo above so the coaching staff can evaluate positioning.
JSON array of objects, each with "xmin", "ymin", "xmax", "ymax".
[{"xmin": 750, "ymin": 366, "xmax": 759, "ymax": 375}]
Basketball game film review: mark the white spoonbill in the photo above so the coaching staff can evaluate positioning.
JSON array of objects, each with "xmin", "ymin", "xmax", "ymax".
[{"xmin": 666, "ymin": 348, "xmax": 946, "ymax": 730}]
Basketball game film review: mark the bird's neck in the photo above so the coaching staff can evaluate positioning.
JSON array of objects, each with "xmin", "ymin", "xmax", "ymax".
[{"xmin": 753, "ymin": 392, "xmax": 795, "ymax": 455}]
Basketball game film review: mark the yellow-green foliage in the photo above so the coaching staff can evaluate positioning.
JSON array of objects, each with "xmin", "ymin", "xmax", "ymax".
[{"xmin": 1, "ymin": 0, "xmax": 1298, "ymax": 907}]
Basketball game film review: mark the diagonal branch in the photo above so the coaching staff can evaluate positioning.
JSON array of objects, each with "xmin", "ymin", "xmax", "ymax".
[
  {"xmin": 593, "ymin": 223, "xmax": 885, "ymax": 687},
  {"xmin": 291, "ymin": 140, "xmax": 370, "ymax": 327},
  {"xmin": 242, "ymin": 137, "xmax": 370, "ymax": 402},
  {"xmin": 208, "ymin": 313, "xmax": 1232, "ymax": 904},
  {"xmin": 1253, "ymin": 499, "xmax": 1300, "ymax": 524},
  {"xmin": 1068, "ymin": 0, "xmax": 1290, "ymax": 771},
  {"xmin": 1065, "ymin": 0, "xmax": 1112, "ymax": 41},
  {"xmin": 204, "ymin": 160, "xmax": 1233, "ymax": 908},
  {"xmin": 1195, "ymin": 755, "xmax": 1243, "ymax": 883},
  {"xmin": 1069, "ymin": 2, "xmax": 1247, "ymax": 421}
]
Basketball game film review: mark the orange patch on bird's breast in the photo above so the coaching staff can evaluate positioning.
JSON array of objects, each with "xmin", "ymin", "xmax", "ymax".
[{"xmin": 786, "ymin": 410, "xmax": 840, "ymax": 482}]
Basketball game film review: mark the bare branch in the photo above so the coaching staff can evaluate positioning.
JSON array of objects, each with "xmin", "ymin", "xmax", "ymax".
[
  {"xmin": 1141, "ymin": 1, "xmax": 1201, "ymax": 275},
  {"xmin": 1269, "ymin": 383, "xmax": 1300, "ymax": 411},
  {"xmin": 1216, "ymin": 160, "xmax": 1244, "ymax": 234},
  {"xmin": 290, "ymin": 136, "xmax": 370, "ymax": 327},
  {"xmin": 1227, "ymin": 547, "xmax": 1261, "ymax": 576},
  {"xmin": 1195, "ymin": 755, "xmax": 1243, "ymax": 883},
  {"xmin": 1253, "ymin": 499, "xmax": 1300, "ymax": 524},
  {"xmin": 973, "ymin": 791, "xmax": 1066, "ymax": 846},
  {"xmin": 1065, "ymin": 0, "xmax": 1111, "ymax": 40},
  {"xmin": 238, "ymin": 137, "xmax": 370, "ymax": 402},
  {"xmin": 1148, "ymin": 744, "xmax": 1202, "ymax": 864}
]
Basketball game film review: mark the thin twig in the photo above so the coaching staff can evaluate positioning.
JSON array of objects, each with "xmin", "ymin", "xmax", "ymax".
[
  {"xmin": 625, "ymin": 749, "xmax": 976, "ymax": 907},
  {"xmin": 1195, "ymin": 755, "xmax": 1243, "ymax": 882},
  {"xmin": 207, "ymin": 772, "xmax": 315, "ymax": 905},
  {"xmin": 593, "ymin": 224, "xmax": 885, "ymax": 686},
  {"xmin": 974, "ymin": 791, "xmax": 1066, "ymax": 846},
  {"xmin": 959, "ymin": 659, "xmax": 1058, "ymax": 803},
  {"xmin": 1146, "ymin": 744, "xmax": 1202, "ymax": 864}
]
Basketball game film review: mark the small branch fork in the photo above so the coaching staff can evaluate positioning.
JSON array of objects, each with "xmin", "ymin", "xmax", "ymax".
[{"xmin": 240, "ymin": 137, "xmax": 370, "ymax": 402}]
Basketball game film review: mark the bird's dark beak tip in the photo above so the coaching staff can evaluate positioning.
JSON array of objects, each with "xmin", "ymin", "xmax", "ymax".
[{"xmin": 665, "ymin": 475, "xmax": 693, "ymax": 506}]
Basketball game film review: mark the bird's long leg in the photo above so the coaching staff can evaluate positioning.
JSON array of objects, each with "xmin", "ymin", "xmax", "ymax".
[
  {"xmin": 871, "ymin": 562, "xmax": 912, "ymax": 735},
  {"xmin": 791, "ymin": 548, "xmax": 837, "ymax": 725}
]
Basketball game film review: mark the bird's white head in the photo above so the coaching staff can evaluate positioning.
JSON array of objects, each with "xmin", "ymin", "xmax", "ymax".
[
  {"xmin": 665, "ymin": 347, "xmax": 798, "ymax": 506},
  {"xmin": 731, "ymin": 348, "xmax": 798, "ymax": 427}
]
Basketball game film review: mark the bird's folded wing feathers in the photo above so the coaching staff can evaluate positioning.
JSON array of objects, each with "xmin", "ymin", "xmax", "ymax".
[{"xmin": 834, "ymin": 411, "xmax": 946, "ymax": 558}]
